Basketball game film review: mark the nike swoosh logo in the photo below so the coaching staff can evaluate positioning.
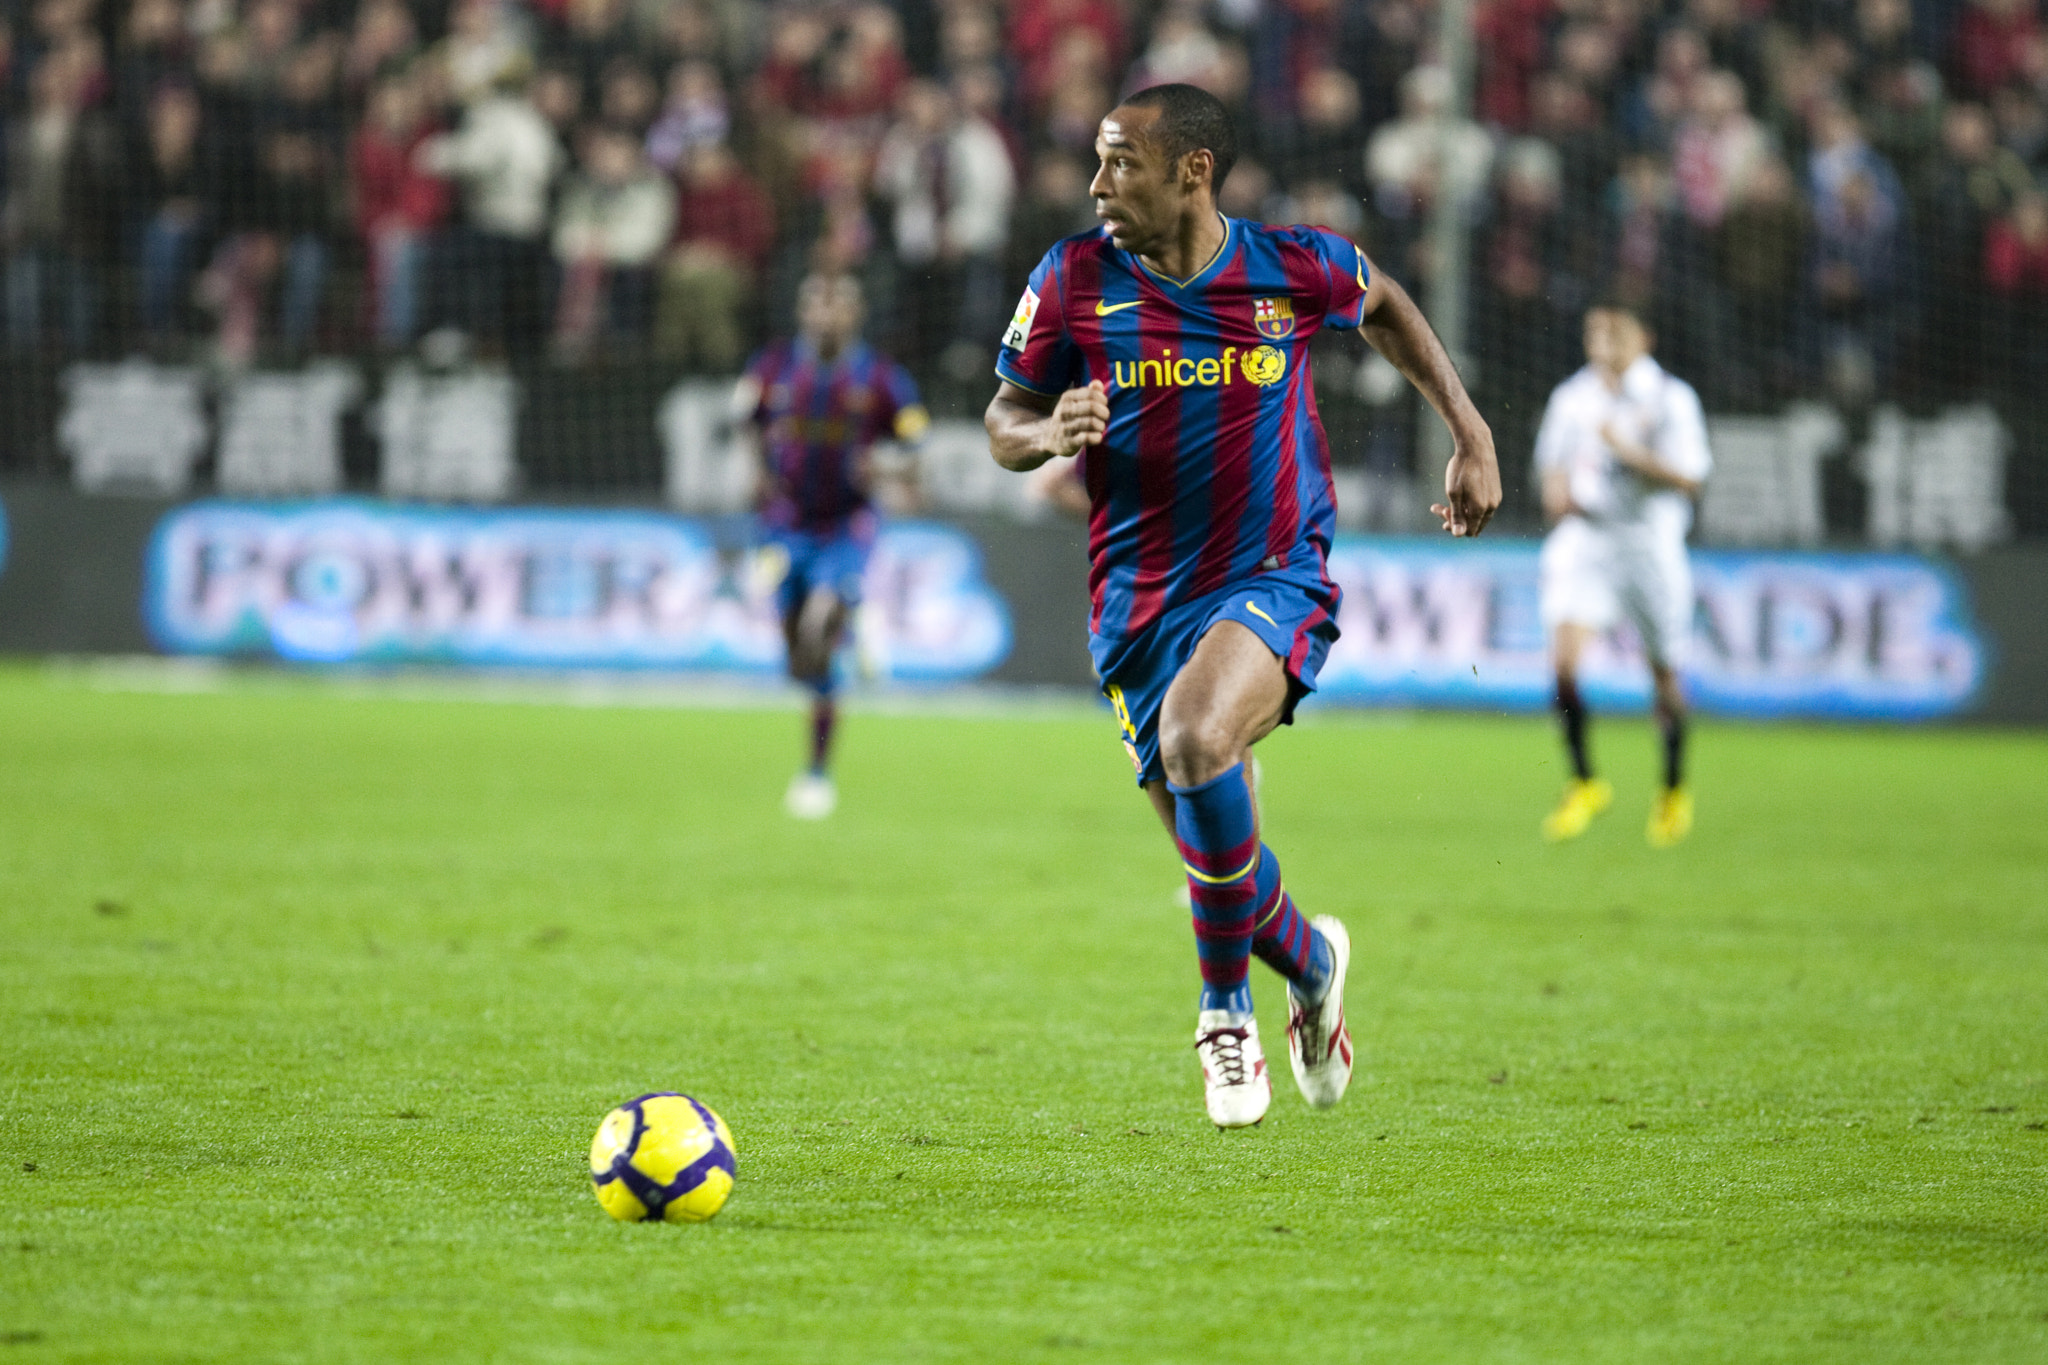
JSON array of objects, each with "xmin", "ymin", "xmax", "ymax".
[
  {"xmin": 1094, "ymin": 300, "xmax": 1141, "ymax": 316},
  {"xmin": 1246, "ymin": 602, "xmax": 1278, "ymax": 628}
]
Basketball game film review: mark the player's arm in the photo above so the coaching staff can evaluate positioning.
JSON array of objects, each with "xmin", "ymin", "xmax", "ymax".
[
  {"xmin": 871, "ymin": 398, "xmax": 931, "ymax": 512},
  {"xmin": 1605, "ymin": 392, "xmax": 1703, "ymax": 499},
  {"xmin": 1532, "ymin": 389, "xmax": 1581, "ymax": 523},
  {"xmin": 985, "ymin": 380, "xmax": 1109, "ymax": 473},
  {"xmin": 730, "ymin": 373, "xmax": 771, "ymax": 509},
  {"xmin": 1541, "ymin": 468, "xmax": 1581, "ymax": 523},
  {"xmin": 1599, "ymin": 419, "xmax": 1704, "ymax": 497},
  {"xmin": 1356, "ymin": 263, "xmax": 1500, "ymax": 537}
]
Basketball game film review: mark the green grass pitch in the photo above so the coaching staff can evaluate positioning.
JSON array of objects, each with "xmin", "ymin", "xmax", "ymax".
[{"xmin": 3, "ymin": 664, "xmax": 2045, "ymax": 1363}]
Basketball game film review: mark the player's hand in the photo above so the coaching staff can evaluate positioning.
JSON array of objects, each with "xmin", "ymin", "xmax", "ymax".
[
  {"xmin": 1432, "ymin": 428, "xmax": 1502, "ymax": 537},
  {"xmin": 1600, "ymin": 420, "xmax": 1652, "ymax": 472},
  {"xmin": 1047, "ymin": 381, "xmax": 1110, "ymax": 458}
]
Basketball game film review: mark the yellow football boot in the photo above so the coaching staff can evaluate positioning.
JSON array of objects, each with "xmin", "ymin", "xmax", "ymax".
[
  {"xmin": 1647, "ymin": 786, "xmax": 1694, "ymax": 848},
  {"xmin": 1541, "ymin": 777, "xmax": 1613, "ymax": 842}
]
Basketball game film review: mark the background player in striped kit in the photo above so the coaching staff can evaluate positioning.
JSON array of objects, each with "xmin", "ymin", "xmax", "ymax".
[
  {"xmin": 985, "ymin": 84, "xmax": 1499, "ymax": 1128},
  {"xmin": 1534, "ymin": 302, "xmax": 1714, "ymax": 847},
  {"xmin": 734, "ymin": 272, "xmax": 928, "ymax": 820}
]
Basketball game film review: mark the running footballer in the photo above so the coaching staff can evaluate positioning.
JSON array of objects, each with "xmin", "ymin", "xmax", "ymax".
[{"xmin": 985, "ymin": 84, "xmax": 1499, "ymax": 1128}]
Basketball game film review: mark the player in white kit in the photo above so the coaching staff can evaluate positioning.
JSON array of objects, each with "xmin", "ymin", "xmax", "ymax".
[{"xmin": 1534, "ymin": 303, "xmax": 1712, "ymax": 846}]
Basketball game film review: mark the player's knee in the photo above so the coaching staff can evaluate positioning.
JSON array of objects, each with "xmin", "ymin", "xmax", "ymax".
[{"xmin": 1158, "ymin": 711, "xmax": 1240, "ymax": 788}]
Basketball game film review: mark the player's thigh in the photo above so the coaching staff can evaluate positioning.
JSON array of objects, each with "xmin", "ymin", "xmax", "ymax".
[
  {"xmin": 1540, "ymin": 522, "xmax": 1618, "ymax": 640},
  {"xmin": 1620, "ymin": 539, "xmax": 1693, "ymax": 670},
  {"xmin": 1158, "ymin": 620, "xmax": 1291, "ymax": 777}
]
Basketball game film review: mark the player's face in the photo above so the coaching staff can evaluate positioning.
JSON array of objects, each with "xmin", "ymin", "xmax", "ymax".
[
  {"xmin": 798, "ymin": 279, "xmax": 863, "ymax": 352},
  {"xmin": 1584, "ymin": 309, "xmax": 1649, "ymax": 376},
  {"xmin": 1090, "ymin": 108, "xmax": 1185, "ymax": 255}
]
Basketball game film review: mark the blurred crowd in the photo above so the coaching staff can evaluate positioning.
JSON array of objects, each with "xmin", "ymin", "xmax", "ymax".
[{"xmin": 6, "ymin": 0, "xmax": 2048, "ymax": 421}]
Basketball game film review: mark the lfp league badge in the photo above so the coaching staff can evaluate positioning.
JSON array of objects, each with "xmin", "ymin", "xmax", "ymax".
[{"xmin": 1253, "ymin": 297, "xmax": 1295, "ymax": 340}]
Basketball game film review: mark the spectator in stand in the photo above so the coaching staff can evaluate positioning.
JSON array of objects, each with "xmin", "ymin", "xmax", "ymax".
[
  {"xmin": 1475, "ymin": 139, "xmax": 1578, "ymax": 473},
  {"xmin": 1040, "ymin": 64, "xmax": 1114, "ymax": 160},
  {"xmin": 644, "ymin": 59, "xmax": 727, "ymax": 173},
  {"xmin": 353, "ymin": 73, "xmax": 450, "ymax": 349},
  {"xmin": 551, "ymin": 122, "xmax": 674, "ymax": 358},
  {"xmin": 419, "ymin": 61, "xmax": 562, "ymax": 359},
  {"xmin": 1273, "ymin": 65, "xmax": 1366, "ymax": 196},
  {"xmin": 1608, "ymin": 151, "xmax": 1676, "ymax": 312},
  {"xmin": 1553, "ymin": 22, "xmax": 1624, "ymax": 123},
  {"xmin": 1688, "ymin": 0, "xmax": 1769, "ymax": 102},
  {"xmin": 530, "ymin": 63, "xmax": 584, "ymax": 138},
  {"xmin": 113, "ymin": 0, "xmax": 195, "ymax": 139},
  {"xmin": 5, "ymin": 46, "xmax": 120, "ymax": 351},
  {"xmin": 1529, "ymin": 70, "xmax": 1619, "ymax": 223},
  {"xmin": 241, "ymin": 0, "xmax": 304, "ymax": 94},
  {"xmin": 438, "ymin": 0, "xmax": 533, "ymax": 108},
  {"xmin": 1718, "ymin": 153, "xmax": 1808, "ymax": 403},
  {"xmin": 1005, "ymin": 150, "xmax": 1093, "ymax": 288},
  {"xmin": 816, "ymin": 5, "xmax": 909, "ymax": 125},
  {"xmin": 1216, "ymin": 155, "xmax": 1276, "ymax": 222},
  {"xmin": 1953, "ymin": 0, "xmax": 2040, "ymax": 98},
  {"xmin": 549, "ymin": 0, "xmax": 637, "ymax": 99},
  {"xmin": 1984, "ymin": 188, "xmax": 2048, "ymax": 390},
  {"xmin": 1990, "ymin": 81, "xmax": 2048, "ymax": 163},
  {"xmin": 656, "ymin": 139, "xmax": 774, "ymax": 371},
  {"xmin": 598, "ymin": 58, "xmax": 659, "ymax": 133},
  {"xmin": 1246, "ymin": 0, "xmax": 1373, "ymax": 130},
  {"xmin": 1126, "ymin": 8, "xmax": 1226, "ymax": 95},
  {"xmin": 939, "ymin": 4, "xmax": 1018, "ymax": 128},
  {"xmin": 1863, "ymin": 60, "xmax": 1946, "ymax": 190},
  {"xmin": 1922, "ymin": 102, "xmax": 2034, "ymax": 393},
  {"xmin": 1474, "ymin": 0, "xmax": 1554, "ymax": 132},
  {"xmin": 1809, "ymin": 162, "xmax": 1908, "ymax": 405},
  {"xmin": 873, "ymin": 77, "xmax": 1014, "ymax": 377},
  {"xmin": 1628, "ymin": 26, "xmax": 1712, "ymax": 152},
  {"xmin": 1010, "ymin": 0, "xmax": 1123, "ymax": 111},
  {"xmin": 1672, "ymin": 71, "xmax": 1766, "ymax": 232},
  {"xmin": 344, "ymin": 0, "xmax": 421, "ymax": 104},
  {"xmin": 1369, "ymin": 65, "xmax": 1496, "ymax": 219},
  {"xmin": 129, "ymin": 82, "xmax": 209, "ymax": 343},
  {"xmin": 199, "ymin": 39, "xmax": 343, "ymax": 361}
]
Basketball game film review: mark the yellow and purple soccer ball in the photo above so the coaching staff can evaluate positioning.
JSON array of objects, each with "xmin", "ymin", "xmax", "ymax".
[{"xmin": 588, "ymin": 1092, "xmax": 737, "ymax": 1223}]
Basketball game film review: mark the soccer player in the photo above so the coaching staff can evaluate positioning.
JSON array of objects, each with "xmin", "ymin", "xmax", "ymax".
[
  {"xmin": 1534, "ymin": 302, "xmax": 1712, "ymax": 847},
  {"xmin": 735, "ymin": 272, "xmax": 929, "ymax": 820},
  {"xmin": 984, "ymin": 84, "xmax": 1500, "ymax": 1128}
]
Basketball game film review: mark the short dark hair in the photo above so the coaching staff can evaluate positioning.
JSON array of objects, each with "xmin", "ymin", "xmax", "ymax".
[
  {"xmin": 1120, "ymin": 83, "xmax": 1238, "ymax": 192},
  {"xmin": 1589, "ymin": 296, "xmax": 1653, "ymax": 332}
]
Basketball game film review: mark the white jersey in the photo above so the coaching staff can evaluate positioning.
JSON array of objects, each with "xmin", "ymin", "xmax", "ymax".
[
  {"xmin": 1534, "ymin": 355, "xmax": 1712, "ymax": 667},
  {"xmin": 1532, "ymin": 356, "xmax": 1712, "ymax": 542}
]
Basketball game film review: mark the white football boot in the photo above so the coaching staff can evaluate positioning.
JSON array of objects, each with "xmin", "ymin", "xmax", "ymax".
[
  {"xmin": 1286, "ymin": 916, "xmax": 1353, "ymax": 1108},
  {"xmin": 783, "ymin": 772, "xmax": 837, "ymax": 820},
  {"xmin": 1194, "ymin": 1010, "xmax": 1271, "ymax": 1128}
]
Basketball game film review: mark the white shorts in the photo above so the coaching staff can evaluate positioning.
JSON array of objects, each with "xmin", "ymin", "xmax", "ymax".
[{"xmin": 1539, "ymin": 517, "xmax": 1694, "ymax": 667}]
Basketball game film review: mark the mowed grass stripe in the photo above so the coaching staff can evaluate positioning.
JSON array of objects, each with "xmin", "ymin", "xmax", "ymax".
[{"xmin": 1, "ymin": 669, "xmax": 2044, "ymax": 1363}]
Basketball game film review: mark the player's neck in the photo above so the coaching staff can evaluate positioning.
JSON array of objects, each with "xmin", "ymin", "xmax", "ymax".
[{"xmin": 1136, "ymin": 207, "xmax": 1228, "ymax": 286}]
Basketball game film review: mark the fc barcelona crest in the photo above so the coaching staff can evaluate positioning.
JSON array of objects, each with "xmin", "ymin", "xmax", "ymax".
[{"xmin": 1253, "ymin": 297, "xmax": 1295, "ymax": 340}]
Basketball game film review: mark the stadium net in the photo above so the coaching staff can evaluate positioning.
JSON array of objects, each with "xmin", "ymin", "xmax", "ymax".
[{"xmin": 0, "ymin": 0, "xmax": 2041, "ymax": 548}]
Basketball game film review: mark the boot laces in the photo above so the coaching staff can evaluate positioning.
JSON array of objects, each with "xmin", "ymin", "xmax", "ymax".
[{"xmin": 1196, "ymin": 1026, "xmax": 1252, "ymax": 1086}]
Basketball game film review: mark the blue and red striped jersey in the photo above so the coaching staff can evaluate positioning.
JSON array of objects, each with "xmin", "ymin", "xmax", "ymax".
[
  {"xmin": 743, "ymin": 339, "xmax": 928, "ymax": 533},
  {"xmin": 996, "ymin": 217, "xmax": 1370, "ymax": 641}
]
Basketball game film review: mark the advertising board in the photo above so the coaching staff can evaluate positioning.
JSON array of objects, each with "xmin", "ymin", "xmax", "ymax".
[
  {"xmin": 145, "ymin": 501, "xmax": 1011, "ymax": 682},
  {"xmin": 1320, "ymin": 538, "xmax": 1984, "ymax": 718}
]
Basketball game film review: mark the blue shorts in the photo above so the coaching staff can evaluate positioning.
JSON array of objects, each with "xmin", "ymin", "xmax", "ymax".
[
  {"xmin": 764, "ymin": 519, "xmax": 875, "ymax": 620},
  {"xmin": 1090, "ymin": 569, "xmax": 1343, "ymax": 786}
]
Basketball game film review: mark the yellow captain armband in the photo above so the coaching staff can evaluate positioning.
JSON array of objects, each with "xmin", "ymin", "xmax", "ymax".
[{"xmin": 894, "ymin": 404, "xmax": 931, "ymax": 444}]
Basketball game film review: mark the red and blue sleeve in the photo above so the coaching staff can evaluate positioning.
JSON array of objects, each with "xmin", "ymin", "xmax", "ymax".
[
  {"xmin": 1306, "ymin": 227, "xmax": 1371, "ymax": 332},
  {"xmin": 995, "ymin": 245, "xmax": 1082, "ymax": 397}
]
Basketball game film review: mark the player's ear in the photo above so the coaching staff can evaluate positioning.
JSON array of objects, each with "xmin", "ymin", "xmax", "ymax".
[{"xmin": 1182, "ymin": 148, "xmax": 1213, "ymax": 194}]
